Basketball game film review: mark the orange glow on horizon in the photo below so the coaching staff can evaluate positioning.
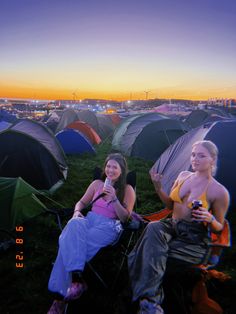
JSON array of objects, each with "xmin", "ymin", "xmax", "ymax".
[{"xmin": 0, "ymin": 85, "xmax": 235, "ymax": 102}]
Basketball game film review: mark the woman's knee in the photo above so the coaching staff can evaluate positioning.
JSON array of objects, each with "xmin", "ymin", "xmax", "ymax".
[
  {"xmin": 145, "ymin": 221, "xmax": 170, "ymax": 242},
  {"xmin": 146, "ymin": 221, "xmax": 161, "ymax": 233}
]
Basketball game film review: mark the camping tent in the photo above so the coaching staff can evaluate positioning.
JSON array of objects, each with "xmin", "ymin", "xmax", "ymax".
[
  {"xmin": 56, "ymin": 128, "xmax": 96, "ymax": 155},
  {"xmin": 0, "ymin": 177, "xmax": 46, "ymax": 231},
  {"xmin": 0, "ymin": 109, "xmax": 18, "ymax": 123},
  {"xmin": 184, "ymin": 109, "xmax": 231, "ymax": 129},
  {"xmin": 67, "ymin": 120, "xmax": 101, "ymax": 145},
  {"xmin": 77, "ymin": 110, "xmax": 100, "ymax": 134},
  {"xmin": 55, "ymin": 109, "xmax": 79, "ymax": 134},
  {"xmin": 112, "ymin": 113, "xmax": 189, "ymax": 161},
  {"xmin": 150, "ymin": 119, "xmax": 236, "ymax": 210},
  {"xmin": 96, "ymin": 114, "xmax": 116, "ymax": 139},
  {"xmin": 0, "ymin": 120, "xmax": 68, "ymax": 192},
  {"xmin": 108, "ymin": 113, "xmax": 121, "ymax": 126}
]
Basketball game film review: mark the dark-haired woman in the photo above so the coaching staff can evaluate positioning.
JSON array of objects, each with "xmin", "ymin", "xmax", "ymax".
[{"xmin": 47, "ymin": 153, "xmax": 136, "ymax": 314}]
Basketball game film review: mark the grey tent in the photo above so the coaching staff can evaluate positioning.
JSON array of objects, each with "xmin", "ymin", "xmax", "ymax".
[
  {"xmin": 77, "ymin": 110, "xmax": 100, "ymax": 134},
  {"xmin": 112, "ymin": 112, "xmax": 189, "ymax": 161},
  {"xmin": 150, "ymin": 119, "xmax": 236, "ymax": 210},
  {"xmin": 0, "ymin": 119, "xmax": 68, "ymax": 192},
  {"xmin": 184, "ymin": 109, "xmax": 231, "ymax": 129},
  {"xmin": 96, "ymin": 114, "xmax": 116, "ymax": 139},
  {"xmin": 55, "ymin": 109, "xmax": 79, "ymax": 134}
]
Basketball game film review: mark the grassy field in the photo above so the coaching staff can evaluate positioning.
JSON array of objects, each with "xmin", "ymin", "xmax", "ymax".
[{"xmin": 0, "ymin": 139, "xmax": 236, "ymax": 313}]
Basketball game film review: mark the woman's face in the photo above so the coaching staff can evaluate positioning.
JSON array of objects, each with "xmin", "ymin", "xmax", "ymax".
[
  {"xmin": 191, "ymin": 144, "xmax": 214, "ymax": 173},
  {"xmin": 105, "ymin": 159, "xmax": 122, "ymax": 181}
]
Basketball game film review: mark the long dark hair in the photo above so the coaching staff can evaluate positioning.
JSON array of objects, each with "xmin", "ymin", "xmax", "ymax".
[{"xmin": 101, "ymin": 153, "xmax": 128, "ymax": 203}]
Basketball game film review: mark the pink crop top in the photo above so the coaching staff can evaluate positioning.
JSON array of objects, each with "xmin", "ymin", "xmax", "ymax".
[{"xmin": 91, "ymin": 190, "xmax": 118, "ymax": 219}]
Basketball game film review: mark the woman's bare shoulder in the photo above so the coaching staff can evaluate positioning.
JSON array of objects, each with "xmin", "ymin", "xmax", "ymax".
[
  {"xmin": 210, "ymin": 178, "xmax": 230, "ymax": 198},
  {"xmin": 89, "ymin": 179, "xmax": 103, "ymax": 190},
  {"xmin": 92, "ymin": 179, "xmax": 104, "ymax": 186},
  {"xmin": 177, "ymin": 170, "xmax": 193, "ymax": 181},
  {"xmin": 125, "ymin": 183, "xmax": 136, "ymax": 194}
]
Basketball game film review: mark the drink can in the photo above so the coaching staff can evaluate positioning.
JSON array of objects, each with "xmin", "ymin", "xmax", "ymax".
[
  {"xmin": 191, "ymin": 200, "xmax": 203, "ymax": 209},
  {"xmin": 104, "ymin": 177, "xmax": 112, "ymax": 188}
]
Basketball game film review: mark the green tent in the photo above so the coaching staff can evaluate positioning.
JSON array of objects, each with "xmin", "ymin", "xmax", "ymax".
[{"xmin": 0, "ymin": 177, "xmax": 46, "ymax": 231}]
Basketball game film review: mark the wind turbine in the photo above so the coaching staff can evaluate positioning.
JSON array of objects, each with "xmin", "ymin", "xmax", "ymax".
[
  {"xmin": 72, "ymin": 90, "xmax": 78, "ymax": 101},
  {"xmin": 144, "ymin": 90, "xmax": 151, "ymax": 100}
]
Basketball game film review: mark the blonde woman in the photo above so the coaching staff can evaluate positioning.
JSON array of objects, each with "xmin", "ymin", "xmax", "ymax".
[{"xmin": 128, "ymin": 140, "xmax": 229, "ymax": 314}]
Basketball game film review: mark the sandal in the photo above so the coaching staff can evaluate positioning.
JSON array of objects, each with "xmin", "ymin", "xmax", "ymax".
[{"xmin": 64, "ymin": 281, "xmax": 88, "ymax": 302}]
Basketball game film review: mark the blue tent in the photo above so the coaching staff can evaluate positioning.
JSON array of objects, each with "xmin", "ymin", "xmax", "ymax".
[
  {"xmin": 56, "ymin": 128, "xmax": 95, "ymax": 155},
  {"xmin": 0, "ymin": 109, "xmax": 18, "ymax": 123}
]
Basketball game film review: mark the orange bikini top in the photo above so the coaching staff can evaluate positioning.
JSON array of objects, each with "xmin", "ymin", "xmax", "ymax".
[{"xmin": 169, "ymin": 173, "xmax": 210, "ymax": 209}]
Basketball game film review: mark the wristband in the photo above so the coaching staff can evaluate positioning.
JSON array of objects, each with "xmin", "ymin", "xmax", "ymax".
[
  {"xmin": 210, "ymin": 215, "xmax": 215, "ymax": 224},
  {"xmin": 112, "ymin": 197, "xmax": 118, "ymax": 203},
  {"xmin": 74, "ymin": 210, "xmax": 80, "ymax": 213}
]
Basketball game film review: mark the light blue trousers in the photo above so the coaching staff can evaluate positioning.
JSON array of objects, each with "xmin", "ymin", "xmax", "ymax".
[{"xmin": 48, "ymin": 211, "xmax": 122, "ymax": 296}]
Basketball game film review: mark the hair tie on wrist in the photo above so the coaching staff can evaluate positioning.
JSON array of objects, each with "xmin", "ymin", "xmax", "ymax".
[{"xmin": 210, "ymin": 215, "xmax": 215, "ymax": 224}]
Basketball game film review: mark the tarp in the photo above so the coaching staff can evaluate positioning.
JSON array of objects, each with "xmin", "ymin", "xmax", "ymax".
[
  {"xmin": 0, "ymin": 119, "xmax": 67, "ymax": 192},
  {"xmin": 0, "ymin": 177, "xmax": 46, "ymax": 231},
  {"xmin": 151, "ymin": 119, "xmax": 236, "ymax": 210},
  {"xmin": 67, "ymin": 120, "xmax": 101, "ymax": 144},
  {"xmin": 56, "ymin": 128, "xmax": 96, "ymax": 155},
  {"xmin": 112, "ymin": 112, "xmax": 189, "ymax": 161}
]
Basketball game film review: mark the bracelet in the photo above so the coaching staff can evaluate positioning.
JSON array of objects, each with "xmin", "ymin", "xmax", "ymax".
[
  {"xmin": 111, "ymin": 197, "xmax": 118, "ymax": 203},
  {"xmin": 74, "ymin": 210, "xmax": 80, "ymax": 213},
  {"xmin": 210, "ymin": 215, "xmax": 215, "ymax": 224}
]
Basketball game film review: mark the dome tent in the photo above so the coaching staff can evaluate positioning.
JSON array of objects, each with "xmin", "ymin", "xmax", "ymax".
[
  {"xmin": 55, "ymin": 109, "xmax": 79, "ymax": 134},
  {"xmin": 67, "ymin": 120, "xmax": 101, "ymax": 145},
  {"xmin": 150, "ymin": 119, "xmax": 236, "ymax": 210},
  {"xmin": 184, "ymin": 109, "xmax": 231, "ymax": 129},
  {"xmin": 56, "ymin": 128, "xmax": 96, "ymax": 155},
  {"xmin": 0, "ymin": 120, "xmax": 67, "ymax": 192},
  {"xmin": 77, "ymin": 110, "xmax": 100, "ymax": 134},
  {"xmin": 0, "ymin": 177, "xmax": 46, "ymax": 231},
  {"xmin": 0, "ymin": 109, "xmax": 18, "ymax": 123},
  {"xmin": 96, "ymin": 114, "xmax": 116, "ymax": 139},
  {"xmin": 112, "ymin": 113, "xmax": 189, "ymax": 161}
]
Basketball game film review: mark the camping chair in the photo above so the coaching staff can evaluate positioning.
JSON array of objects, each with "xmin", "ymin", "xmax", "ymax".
[{"xmin": 143, "ymin": 209, "xmax": 231, "ymax": 314}]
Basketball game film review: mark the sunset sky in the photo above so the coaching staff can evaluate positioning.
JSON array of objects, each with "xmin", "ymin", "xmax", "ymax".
[{"xmin": 1, "ymin": 0, "xmax": 236, "ymax": 101}]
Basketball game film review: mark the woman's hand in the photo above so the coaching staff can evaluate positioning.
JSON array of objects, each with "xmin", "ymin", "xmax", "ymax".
[
  {"xmin": 103, "ymin": 185, "xmax": 117, "ymax": 202},
  {"xmin": 149, "ymin": 169, "xmax": 162, "ymax": 191},
  {"xmin": 192, "ymin": 206, "xmax": 213, "ymax": 223}
]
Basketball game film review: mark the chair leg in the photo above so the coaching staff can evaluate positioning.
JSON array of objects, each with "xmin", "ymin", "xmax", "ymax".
[
  {"xmin": 111, "ymin": 231, "xmax": 135, "ymax": 290},
  {"xmin": 86, "ymin": 261, "xmax": 108, "ymax": 289}
]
